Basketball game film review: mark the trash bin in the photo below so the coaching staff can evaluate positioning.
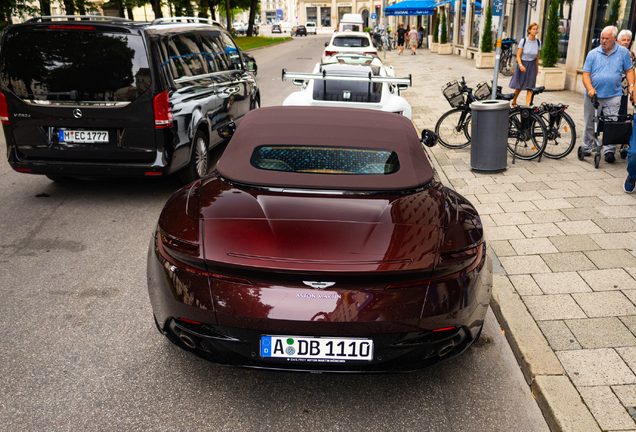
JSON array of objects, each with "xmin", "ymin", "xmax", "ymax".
[{"xmin": 470, "ymin": 100, "xmax": 510, "ymax": 172}]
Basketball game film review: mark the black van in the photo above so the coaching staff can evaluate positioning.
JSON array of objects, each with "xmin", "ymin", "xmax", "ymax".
[{"xmin": 0, "ymin": 16, "xmax": 260, "ymax": 183}]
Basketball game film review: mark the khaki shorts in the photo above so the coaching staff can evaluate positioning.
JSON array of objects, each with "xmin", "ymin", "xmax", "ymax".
[{"xmin": 409, "ymin": 40, "xmax": 417, "ymax": 46}]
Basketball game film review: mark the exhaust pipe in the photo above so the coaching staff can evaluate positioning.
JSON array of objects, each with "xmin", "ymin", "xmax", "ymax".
[
  {"xmin": 179, "ymin": 333, "xmax": 196, "ymax": 349},
  {"xmin": 438, "ymin": 342, "xmax": 455, "ymax": 357}
]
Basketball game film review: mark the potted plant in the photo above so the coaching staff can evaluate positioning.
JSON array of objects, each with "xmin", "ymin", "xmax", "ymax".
[
  {"xmin": 431, "ymin": 15, "xmax": 439, "ymax": 52},
  {"xmin": 536, "ymin": 0, "xmax": 566, "ymax": 89},
  {"xmin": 438, "ymin": 8, "xmax": 452, "ymax": 54},
  {"xmin": 475, "ymin": 6, "xmax": 495, "ymax": 68}
]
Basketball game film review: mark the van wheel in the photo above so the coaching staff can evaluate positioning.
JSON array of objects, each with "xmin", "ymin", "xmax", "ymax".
[
  {"xmin": 251, "ymin": 97, "xmax": 260, "ymax": 110},
  {"xmin": 178, "ymin": 130, "xmax": 208, "ymax": 184},
  {"xmin": 46, "ymin": 174, "xmax": 74, "ymax": 182}
]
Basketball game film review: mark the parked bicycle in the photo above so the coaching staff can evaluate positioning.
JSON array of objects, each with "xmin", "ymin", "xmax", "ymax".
[
  {"xmin": 381, "ymin": 29, "xmax": 392, "ymax": 51},
  {"xmin": 436, "ymin": 78, "xmax": 552, "ymax": 162},
  {"xmin": 499, "ymin": 38, "xmax": 517, "ymax": 76}
]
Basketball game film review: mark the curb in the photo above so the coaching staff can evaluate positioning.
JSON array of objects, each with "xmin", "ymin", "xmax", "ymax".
[{"xmin": 490, "ymin": 274, "xmax": 601, "ymax": 431}]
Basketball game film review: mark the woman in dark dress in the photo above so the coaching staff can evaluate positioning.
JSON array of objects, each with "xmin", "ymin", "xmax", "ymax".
[{"xmin": 509, "ymin": 23, "xmax": 540, "ymax": 108}]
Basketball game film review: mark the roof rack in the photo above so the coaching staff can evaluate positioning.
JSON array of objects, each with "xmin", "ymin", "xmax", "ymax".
[
  {"xmin": 150, "ymin": 17, "xmax": 223, "ymax": 26},
  {"xmin": 26, "ymin": 15, "xmax": 133, "ymax": 23}
]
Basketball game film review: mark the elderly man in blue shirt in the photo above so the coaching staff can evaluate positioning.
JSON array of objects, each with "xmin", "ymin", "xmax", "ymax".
[{"xmin": 583, "ymin": 26, "xmax": 635, "ymax": 164}]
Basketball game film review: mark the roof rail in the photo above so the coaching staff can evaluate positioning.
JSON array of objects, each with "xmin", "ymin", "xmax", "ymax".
[
  {"xmin": 150, "ymin": 16, "xmax": 223, "ymax": 26},
  {"xmin": 26, "ymin": 15, "xmax": 133, "ymax": 23}
]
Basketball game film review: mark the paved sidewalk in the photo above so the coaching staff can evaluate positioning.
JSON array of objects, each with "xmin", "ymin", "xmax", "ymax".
[{"xmin": 388, "ymin": 48, "xmax": 636, "ymax": 432}]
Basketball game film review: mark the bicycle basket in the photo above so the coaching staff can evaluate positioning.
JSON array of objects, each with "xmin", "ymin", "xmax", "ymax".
[
  {"xmin": 442, "ymin": 81, "xmax": 464, "ymax": 107},
  {"xmin": 601, "ymin": 114, "xmax": 633, "ymax": 146},
  {"xmin": 473, "ymin": 82, "xmax": 491, "ymax": 101}
]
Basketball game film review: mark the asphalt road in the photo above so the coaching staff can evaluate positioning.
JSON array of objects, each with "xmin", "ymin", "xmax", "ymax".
[{"xmin": 0, "ymin": 35, "xmax": 549, "ymax": 431}]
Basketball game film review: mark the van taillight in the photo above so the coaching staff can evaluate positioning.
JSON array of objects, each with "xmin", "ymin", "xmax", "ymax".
[
  {"xmin": 153, "ymin": 90, "xmax": 173, "ymax": 128},
  {"xmin": 325, "ymin": 51, "xmax": 338, "ymax": 57},
  {"xmin": 0, "ymin": 92, "xmax": 9, "ymax": 125}
]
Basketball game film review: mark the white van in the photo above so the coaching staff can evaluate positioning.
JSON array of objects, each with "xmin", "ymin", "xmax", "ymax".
[
  {"xmin": 338, "ymin": 13, "xmax": 364, "ymax": 32},
  {"xmin": 306, "ymin": 22, "xmax": 317, "ymax": 34}
]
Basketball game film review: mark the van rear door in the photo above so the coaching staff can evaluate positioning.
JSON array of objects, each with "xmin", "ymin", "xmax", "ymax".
[{"xmin": 0, "ymin": 24, "xmax": 155, "ymax": 164}]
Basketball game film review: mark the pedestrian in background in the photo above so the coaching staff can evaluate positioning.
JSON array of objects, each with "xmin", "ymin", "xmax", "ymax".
[
  {"xmin": 396, "ymin": 23, "xmax": 406, "ymax": 55},
  {"xmin": 417, "ymin": 26, "xmax": 424, "ymax": 48},
  {"xmin": 408, "ymin": 26, "xmax": 419, "ymax": 55},
  {"xmin": 509, "ymin": 23, "xmax": 541, "ymax": 108},
  {"xmin": 618, "ymin": 29, "xmax": 636, "ymax": 114},
  {"xmin": 583, "ymin": 25, "xmax": 634, "ymax": 164}
]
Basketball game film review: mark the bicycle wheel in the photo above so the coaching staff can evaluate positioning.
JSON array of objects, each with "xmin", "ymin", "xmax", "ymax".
[
  {"xmin": 507, "ymin": 111, "xmax": 548, "ymax": 160},
  {"xmin": 435, "ymin": 108, "xmax": 472, "ymax": 149},
  {"xmin": 500, "ymin": 51, "xmax": 514, "ymax": 76},
  {"xmin": 541, "ymin": 111, "xmax": 577, "ymax": 159}
]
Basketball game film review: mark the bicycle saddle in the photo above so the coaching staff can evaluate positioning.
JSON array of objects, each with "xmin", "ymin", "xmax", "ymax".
[
  {"xmin": 525, "ymin": 86, "xmax": 545, "ymax": 94},
  {"xmin": 498, "ymin": 93, "xmax": 515, "ymax": 101}
]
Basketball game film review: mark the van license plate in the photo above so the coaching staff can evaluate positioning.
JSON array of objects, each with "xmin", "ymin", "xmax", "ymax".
[
  {"xmin": 59, "ymin": 130, "xmax": 108, "ymax": 143},
  {"xmin": 260, "ymin": 335, "xmax": 373, "ymax": 362}
]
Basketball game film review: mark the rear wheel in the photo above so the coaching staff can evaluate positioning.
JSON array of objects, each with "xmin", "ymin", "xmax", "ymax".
[
  {"xmin": 179, "ymin": 129, "xmax": 209, "ymax": 184},
  {"xmin": 507, "ymin": 111, "xmax": 548, "ymax": 160},
  {"xmin": 541, "ymin": 111, "xmax": 576, "ymax": 159},
  {"xmin": 435, "ymin": 108, "xmax": 472, "ymax": 149},
  {"xmin": 500, "ymin": 51, "xmax": 514, "ymax": 76}
]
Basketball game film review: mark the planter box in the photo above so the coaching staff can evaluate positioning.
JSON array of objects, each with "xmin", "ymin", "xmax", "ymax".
[
  {"xmin": 536, "ymin": 65, "xmax": 566, "ymax": 90},
  {"xmin": 431, "ymin": 42, "xmax": 439, "ymax": 53},
  {"xmin": 475, "ymin": 52, "xmax": 495, "ymax": 68},
  {"xmin": 438, "ymin": 43, "xmax": 452, "ymax": 55}
]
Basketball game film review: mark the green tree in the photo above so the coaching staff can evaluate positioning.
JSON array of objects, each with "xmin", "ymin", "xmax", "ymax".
[
  {"xmin": 432, "ymin": 15, "xmax": 438, "ymax": 43},
  {"xmin": 608, "ymin": 0, "xmax": 620, "ymax": 26},
  {"xmin": 440, "ymin": 9, "xmax": 447, "ymax": 44},
  {"xmin": 480, "ymin": 5, "xmax": 493, "ymax": 53},
  {"xmin": 541, "ymin": 0, "xmax": 560, "ymax": 67},
  {"xmin": 0, "ymin": 0, "xmax": 39, "ymax": 26}
]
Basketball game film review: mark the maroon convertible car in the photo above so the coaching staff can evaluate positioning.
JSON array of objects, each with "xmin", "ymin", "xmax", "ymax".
[{"xmin": 147, "ymin": 106, "xmax": 491, "ymax": 372}]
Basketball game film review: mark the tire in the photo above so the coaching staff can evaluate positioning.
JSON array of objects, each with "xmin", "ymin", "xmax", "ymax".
[
  {"xmin": 435, "ymin": 108, "xmax": 472, "ymax": 149},
  {"xmin": 507, "ymin": 111, "xmax": 548, "ymax": 160},
  {"xmin": 594, "ymin": 152, "xmax": 601, "ymax": 168},
  {"xmin": 178, "ymin": 129, "xmax": 209, "ymax": 184},
  {"xmin": 500, "ymin": 51, "xmax": 514, "ymax": 76},
  {"xmin": 577, "ymin": 146, "xmax": 585, "ymax": 160},
  {"xmin": 541, "ymin": 111, "xmax": 576, "ymax": 159},
  {"xmin": 251, "ymin": 95, "xmax": 260, "ymax": 110}
]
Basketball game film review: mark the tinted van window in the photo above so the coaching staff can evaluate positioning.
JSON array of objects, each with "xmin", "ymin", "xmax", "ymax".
[{"xmin": 1, "ymin": 29, "xmax": 150, "ymax": 103}]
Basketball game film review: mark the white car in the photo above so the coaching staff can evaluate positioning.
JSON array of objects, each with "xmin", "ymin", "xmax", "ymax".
[
  {"xmin": 305, "ymin": 22, "xmax": 317, "ymax": 34},
  {"xmin": 282, "ymin": 54, "xmax": 412, "ymax": 119},
  {"xmin": 322, "ymin": 31, "xmax": 377, "ymax": 63}
]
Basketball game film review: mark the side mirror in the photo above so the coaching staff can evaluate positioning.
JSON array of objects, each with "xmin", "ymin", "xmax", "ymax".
[
  {"xmin": 247, "ymin": 61, "xmax": 257, "ymax": 74},
  {"xmin": 325, "ymin": 42, "xmax": 329, "ymax": 47},
  {"xmin": 420, "ymin": 129, "xmax": 437, "ymax": 147},
  {"xmin": 217, "ymin": 122, "xmax": 237, "ymax": 139}
]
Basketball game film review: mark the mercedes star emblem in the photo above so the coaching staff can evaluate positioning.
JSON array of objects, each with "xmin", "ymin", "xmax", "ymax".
[{"xmin": 73, "ymin": 109, "xmax": 82, "ymax": 119}]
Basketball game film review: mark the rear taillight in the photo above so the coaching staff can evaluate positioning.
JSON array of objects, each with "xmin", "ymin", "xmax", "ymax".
[
  {"xmin": 158, "ymin": 231, "xmax": 252, "ymax": 285},
  {"xmin": 153, "ymin": 90, "xmax": 173, "ymax": 128},
  {"xmin": 324, "ymin": 51, "xmax": 338, "ymax": 56},
  {"xmin": 0, "ymin": 92, "xmax": 9, "ymax": 125},
  {"xmin": 363, "ymin": 52, "xmax": 376, "ymax": 55},
  {"xmin": 386, "ymin": 244, "xmax": 484, "ymax": 289}
]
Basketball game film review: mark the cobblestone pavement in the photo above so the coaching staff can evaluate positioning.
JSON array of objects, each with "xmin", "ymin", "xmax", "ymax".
[{"xmin": 388, "ymin": 47, "xmax": 636, "ymax": 431}]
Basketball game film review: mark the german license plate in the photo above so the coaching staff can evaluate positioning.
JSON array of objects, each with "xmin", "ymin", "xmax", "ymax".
[
  {"xmin": 260, "ymin": 335, "xmax": 373, "ymax": 362},
  {"xmin": 59, "ymin": 130, "xmax": 108, "ymax": 143}
]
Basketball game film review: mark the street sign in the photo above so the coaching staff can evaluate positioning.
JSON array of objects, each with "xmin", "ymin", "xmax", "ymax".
[
  {"xmin": 492, "ymin": 0, "xmax": 503, "ymax": 16},
  {"xmin": 371, "ymin": 13, "xmax": 377, "ymax": 19},
  {"xmin": 276, "ymin": 9, "xmax": 283, "ymax": 19}
]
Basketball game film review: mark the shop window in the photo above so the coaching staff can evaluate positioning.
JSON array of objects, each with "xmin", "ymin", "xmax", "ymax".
[
  {"xmin": 338, "ymin": 6, "xmax": 352, "ymax": 22},
  {"xmin": 321, "ymin": 7, "xmax": 331, "ymax": 26},
  {"xmin": 471, "ymin": 1, "xmax": 481, "ymax": 48},
  {"xmin": 307, "ymin": 6, "xmax": 317, "ymax": 23},
  {"xmin": 585, "ymin": 0, "xmax": 635, "ymax": 59}
]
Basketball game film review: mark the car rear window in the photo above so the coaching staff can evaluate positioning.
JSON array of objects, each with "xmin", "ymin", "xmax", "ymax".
[
  {"xmin": 250, "ymin": 145, "xmax": 400, "ymax": 175},
  {"xmin": 1, "ymin": 28, "xmax": 150, "ymax": 104},
  {"xmin": 332, "ymin": 36, "xmax": 370, "ymax": 47},
  {"xmin": 312, "ymin": 67, "xmax": 381, "ymax": 103}
]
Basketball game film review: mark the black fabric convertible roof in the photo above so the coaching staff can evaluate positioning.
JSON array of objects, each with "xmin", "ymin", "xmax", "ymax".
[{"xmin": 215, "ymin": 106, "xmax": 434, "ymax": 191}]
